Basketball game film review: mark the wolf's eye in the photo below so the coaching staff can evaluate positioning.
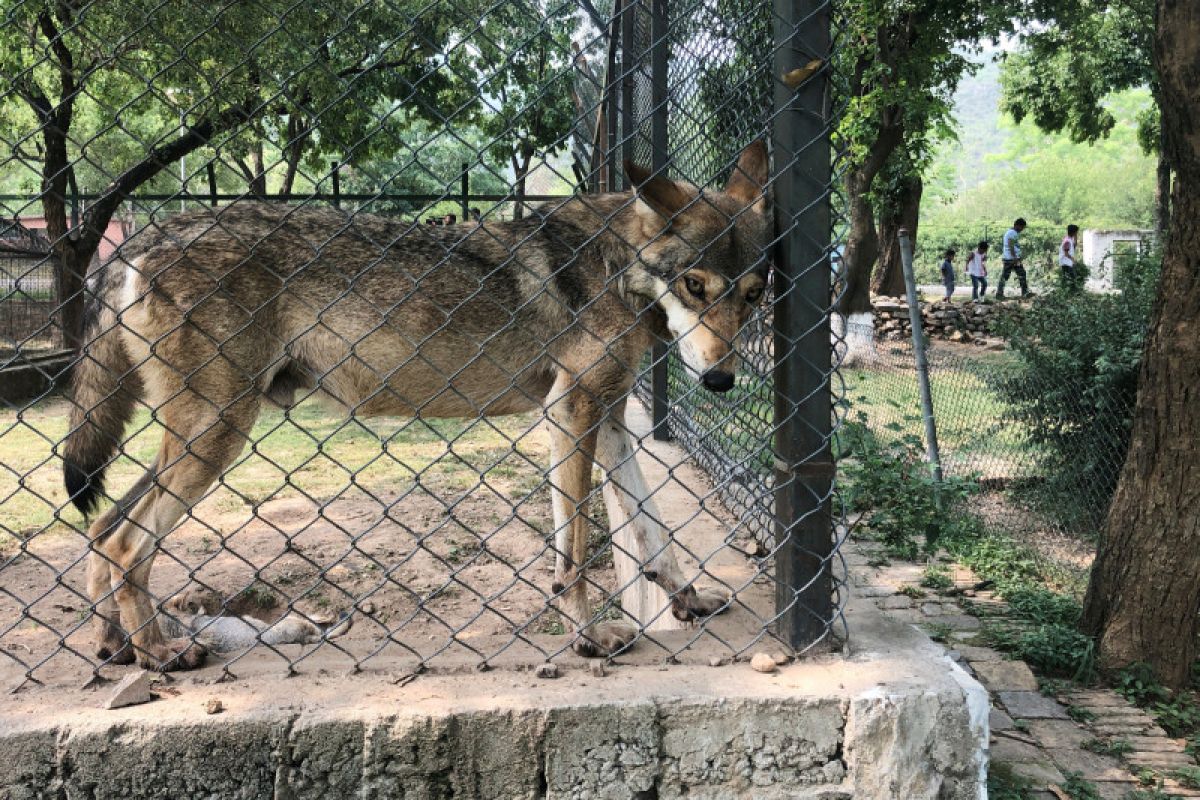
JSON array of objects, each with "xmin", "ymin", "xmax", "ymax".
[
  {"xmin": 683, "ymin": 275, "xmax": 705, "ymax": 299},
  {"xmin": 745, "ymin": 286, "xmax": 763, "ymax": 304}
]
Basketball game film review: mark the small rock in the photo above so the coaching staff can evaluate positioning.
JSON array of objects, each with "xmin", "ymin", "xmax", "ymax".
[
  {"xmin": 205, "ymin": 698, "xmax": 224, "ymax": 715},
  {"xmin": 708, "ymin": 655, "xmax": 725, "ymax": 667},
  {"xmin": 590, "ymin": 662, "xmax": 607, "ymax": 678},
  {"xmin": 770, "ymin": 651, "xmax": 791, "ymax": 666},
  {"xmin": 750, "ymin": 653, "xmax": 777, "ymax": 674},
  {"xmin": 360, "ymin": 601, "xmax": 376, "ymax": 615},
  {"xmin": 535, "ymin": 662, "xmax": 559, "ymax": 679},
  {"xmin": 105, "ymin": 670, "xmax": 153, "ymax": 709}
]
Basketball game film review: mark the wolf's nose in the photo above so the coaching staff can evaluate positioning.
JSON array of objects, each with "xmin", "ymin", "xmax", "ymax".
[{"xmin": 702, "ymin": 370, "xmax": 734, "ymax": 393}]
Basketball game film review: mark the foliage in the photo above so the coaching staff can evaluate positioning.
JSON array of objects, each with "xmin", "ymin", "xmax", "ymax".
[
  {"xmin": 1060, "ymin": 772, "xmax": 1103, "ymax": 800},
  {"xmin": 985, "ymin": 621, "xmax": 1096, "ymax": 680},
  {"xmin": 999, "ymin": 1, "xmax": 1155, "ymax": 146},
  {"xmin": 1081, "ymin": 737, "xmax": 1133, "ymax": 757},
  {"xmin": 840, "ymin": 421, "xmax": 978, "ymax": 559},
  {"xmin": 1115, "ymin": 663, "xmax": 1200, "ymax": 740},
  {"xmin": 989, "ymin": 249, "xmax": 1162, "ymax": 532},
  {"xmin": 987, "ymin": 762, "xmax": 1035, "ymax": 800},
  {"xmin": 920, "ymin": 564, "xmax": 954, "ymax": 591},
  {"xmin": 1170, "ymin": 767, "xmax": 1200, "ymax": 790},
  {"xmin": 474, "ymin": 0, "xmax": 577, "ymax": 204}
]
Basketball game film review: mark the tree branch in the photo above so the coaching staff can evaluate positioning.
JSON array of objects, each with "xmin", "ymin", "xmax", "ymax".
[{"xmin": 78, "ymin": 101, "xmax": 257, "ymax": 254}]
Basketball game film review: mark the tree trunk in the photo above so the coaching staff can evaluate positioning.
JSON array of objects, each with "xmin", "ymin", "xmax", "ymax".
[
  {"xmin": 838, "ymin": 168, "xmax": 880, "ymax": 316},
  {"xmin": 873, "ymin": 174, "xmax": 923, "ymax": 298},
  {"xmin": 512, "ymin": 150, "xmax": 532, "ymax": 221},
  {"xmin": 1080, "ymin": 0, "xmax": 1200, "ymax": 690}
]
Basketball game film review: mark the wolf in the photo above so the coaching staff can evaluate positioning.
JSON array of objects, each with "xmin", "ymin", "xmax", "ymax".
[{"xmin": 61, "ymin": 141, "xmax": 769, "ymax": 671}]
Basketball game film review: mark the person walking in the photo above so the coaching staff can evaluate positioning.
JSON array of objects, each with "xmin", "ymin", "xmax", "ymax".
[
  {"xmin": 940, "ymin": 248, "xmax": 957, "ymax": 302},
  {"xmin": 995, "ymin": 218, "xmax": 1030, "ymax": 299},
  {"xmin": 1059, "ymin": 224, "xmax": 1080, "ymax": 291},
  {"xmin": 966, "ymin": 240, "xmax": 989, "ymax": 301}
]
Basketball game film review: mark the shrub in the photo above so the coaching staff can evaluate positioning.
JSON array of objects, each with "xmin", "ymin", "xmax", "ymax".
[
  {"xmin": 989, "ymin": 248, "xmax": 1161, "ymax": 534},
  {"xmin": 840, "ymin": 422, "xmax": 977, "ymax": 559}
]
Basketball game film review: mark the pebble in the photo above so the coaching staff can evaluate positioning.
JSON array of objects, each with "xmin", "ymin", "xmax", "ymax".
[
  {"xmin": 205, "ymin": 698, "xmax": 224, "ymax": 715},
  {"xmin": 750, "ymin": 653, "xmax": 778, "ymax": 674},
  {"xmin": 708, "ymin": 655, "xmax": 725, "ymax": 667},
  {"xmin": 771, "ymin": 651, "xmax": 791, "ymax": 666},
  {"xmin": 535, "ymin": 662, "xmax": 559, "ymax": 679}
]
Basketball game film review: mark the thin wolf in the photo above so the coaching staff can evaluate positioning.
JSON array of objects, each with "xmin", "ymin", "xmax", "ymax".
[{"xmin": 61, "ymin": 141, "xmax": 770, "ymax": 671}]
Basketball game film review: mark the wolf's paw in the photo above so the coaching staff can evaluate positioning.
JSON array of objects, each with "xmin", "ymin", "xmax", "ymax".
[
  {"xmin": 96, "ymin": 640, "xmax": 135, "ymax": 665},
  {"xmin": 572, "ymin": 621, "xmax": 639, "ymax": 658},
  {"xmin": 670, "ymin": 585, "xmax": 730, "ymax": 622},
  {"xmin": 137, "ymin": 638, "xmax": 207, "ymax": 672}
]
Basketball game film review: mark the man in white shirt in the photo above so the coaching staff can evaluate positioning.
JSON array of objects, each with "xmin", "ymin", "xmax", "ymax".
[
  {"xmin": 995, "ymin": 218, "xmax": 1030, "ymax": 299},
  {"xmin": 1059, "ymin": 224, "xmax": 1080, "ymax": 291}
]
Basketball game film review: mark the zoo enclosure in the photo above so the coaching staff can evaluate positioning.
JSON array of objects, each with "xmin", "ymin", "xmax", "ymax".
[{"xmin": 0, "ymin": 0, "xmax": 842, "ymax": 689}]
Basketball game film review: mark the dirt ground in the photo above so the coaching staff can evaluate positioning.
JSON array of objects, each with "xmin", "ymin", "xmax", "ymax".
[{"xmin": 0, "ymin": 402, "xmax": 777, "ymax": 691}]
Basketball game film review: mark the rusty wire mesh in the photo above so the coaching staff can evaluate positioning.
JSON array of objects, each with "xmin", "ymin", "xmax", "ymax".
[{"xmin": 0, "ymin": 0, "xmax": 843, "ymax": 691}]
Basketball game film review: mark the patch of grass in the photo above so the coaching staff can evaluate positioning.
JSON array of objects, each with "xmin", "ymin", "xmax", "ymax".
[
  {"xmin": 1172, "ymin": 767, "xmax": 1200, "ymax": 790},
  {"xmin": 1060, "ymin": 772, "xmax": 1102, "ymax": 800},
  {"xmin": 983, "ymin": 621, "xmax": 1096, "ymax": 681},
  {"xmin": 924, "ymin": 621, "xmax": 954, "ymax": 643},
  {"xmin": 1081, "ymin": 737, "xmax": 1133, "ymax": 757},
  {"xmin": 1116, "ymin": 663, "xmax": 1200, "ymax": 740},
  {"xmin": 920, "ymin": 564, "xmax": 953, "ymax": 591},
  {"xmin": 1067, "ymin": 704, "xmax": 1098, "ymax": 723},
  {"xmin": 897, "ymin": 584, "xmax": 926, "ymax": 599},
  {"xmin": 0, "ymin": 398, "xmax": 547, "ymax": 547},
  {"xmin": 987, "ymin": 762, "xmax": 1035, "ymax": 800}
]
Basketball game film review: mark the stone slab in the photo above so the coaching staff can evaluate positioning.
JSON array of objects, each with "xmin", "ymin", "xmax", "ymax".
[
  {"xmin": 956, "ymin": 645, "xmax": 1003, "ymax": 663},
  {"xmin": 970, "ymin": 661, "xmax": 1039, "ymax": 692},
  {"xmin": 990, "ymin": 736, "xmax": 1044, "ymax": 763},
  {"xmin": 997, "ymin": 692, "xmax": 1070, "ymax": 720},
  {"xmin": 989, "ymin": 707, "xmax": 1014, "ymax": 732},
  {"xmin": 1044, "ymin": 747, "xmax": 1129, "ymax": 782},
  {"xmin": 1024, "ymin": 719, "xmax": 1091, "ymax": 749},
  {"xmin": 1008, "ymin": 760, "xmax": 1065, "ymax": 787},
  {"xmin": 1090, "ymin": 780, "xmax": 1145, "ymax": 800}
]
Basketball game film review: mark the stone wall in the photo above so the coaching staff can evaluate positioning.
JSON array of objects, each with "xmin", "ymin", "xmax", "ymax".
[{"xmin": 872, "ymin": 295, "xmax": 998, "ymax": 344}]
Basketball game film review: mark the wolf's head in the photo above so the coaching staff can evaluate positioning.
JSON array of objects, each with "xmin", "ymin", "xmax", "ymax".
[{"xmin": 623, "ymin": 141, "xmax": 769, "ymax": 393}]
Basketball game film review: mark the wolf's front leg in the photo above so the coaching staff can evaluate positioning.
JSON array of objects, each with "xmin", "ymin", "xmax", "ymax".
[
  {"xmin": 546, "ymin": 387, "xmax": 637, "ymax": 657},
  {"xmin": 595, "ymin": 413, "xmax": 729, "ymax": 624}
]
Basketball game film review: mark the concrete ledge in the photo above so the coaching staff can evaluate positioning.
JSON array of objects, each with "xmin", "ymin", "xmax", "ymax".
[{"xmin": 0, "ymin": 600, "xmax": 986, "ymax": 800}]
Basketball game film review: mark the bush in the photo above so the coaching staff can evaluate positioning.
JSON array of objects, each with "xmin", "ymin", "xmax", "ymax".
[
  {"xmin": 989, "ymin": 248, "xmax": 1161, "ymax": 533},
  {"xmin": 840, "ymin": 421, "xmax": 977, "ymax": 559}
]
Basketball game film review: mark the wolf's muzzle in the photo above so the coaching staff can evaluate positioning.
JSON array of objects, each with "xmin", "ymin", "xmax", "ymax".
[{"xmin": 701, "ymin": 370, "xmax": 735, "ymax": 393}]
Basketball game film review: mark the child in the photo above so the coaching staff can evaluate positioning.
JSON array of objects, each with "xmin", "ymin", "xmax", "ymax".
[
  {"xmin": 940, "ymin": 248, "xmax": 956, "ymax": 301},
  {"xmin": 966, "ymin": 240, "xmax": 989, "ymax": 301},
  {"xmin": 1059, "ymin": 224, "xmax": 1080, "ymax": 290}
]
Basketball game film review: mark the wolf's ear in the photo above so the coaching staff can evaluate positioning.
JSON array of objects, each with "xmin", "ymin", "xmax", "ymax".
[
  {"xmin": 625, "ymin": 160, "xmax": 690, "ymax": 223},
  {"xmin": 724, "ymin": 140, "xmax": 768, "ymax": 211}
]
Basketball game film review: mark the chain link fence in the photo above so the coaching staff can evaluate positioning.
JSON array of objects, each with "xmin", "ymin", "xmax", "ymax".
[
  {"xmin": 843, "ymin": 320, "xmax": 1131, "ymax": 582},
  {"xmin": 0, "ymin": 0, "xmax": 843, "ymax": 690}
]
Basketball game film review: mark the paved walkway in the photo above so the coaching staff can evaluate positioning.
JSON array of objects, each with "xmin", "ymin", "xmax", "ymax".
[{"xmin": 846, "ymin": 538, "xmax": 1200, "ymax": 799}]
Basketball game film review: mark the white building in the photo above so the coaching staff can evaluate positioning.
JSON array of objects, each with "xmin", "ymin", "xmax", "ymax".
[{"xmin": 1081, "ymin": 229, "xmax": 1153, "ymax": 291}]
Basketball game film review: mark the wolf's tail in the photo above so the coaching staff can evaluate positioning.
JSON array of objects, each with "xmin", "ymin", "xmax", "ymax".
[{"xmin": 62, "ymin": 274, "xmax": 142, "ymax": 517}]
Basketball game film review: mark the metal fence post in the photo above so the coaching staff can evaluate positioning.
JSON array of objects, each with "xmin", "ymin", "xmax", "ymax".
[
  {"xmin": 649, "ymin": 0, "xmax": 672, "ymax": 442},
  {"xmin": 772, "ymin": 0, "xmax": 833, "ymax": 649},
  {"xmin": 460, "ymin": 162, "xmax": 469, "ymax": 220},
  {"xmin": 899, "ymin": 228, "xmax": 944, "ymax": 481}
]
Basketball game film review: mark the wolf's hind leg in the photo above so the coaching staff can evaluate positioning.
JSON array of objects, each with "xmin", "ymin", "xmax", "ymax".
[{"xmin": 99, "ymin": 396, "xmax": 260, "ymax": 671}]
